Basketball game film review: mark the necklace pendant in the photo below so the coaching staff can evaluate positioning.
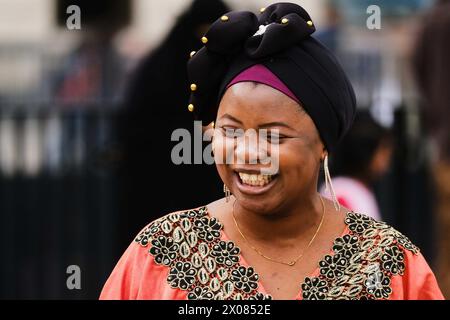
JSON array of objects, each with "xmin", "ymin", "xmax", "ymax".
[{"xmin": 287, "ymin": 261, "xmax": 296, "ymax": 266}]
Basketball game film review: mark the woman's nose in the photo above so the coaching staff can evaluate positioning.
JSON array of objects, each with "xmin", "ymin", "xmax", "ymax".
[{"xmin": 234, "ymin": 130, "xmax": 268, "ymax": 165}]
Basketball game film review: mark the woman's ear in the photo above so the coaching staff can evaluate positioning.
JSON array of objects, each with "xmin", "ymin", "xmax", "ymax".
[{"xmin": 321, "ymin": 146, "xmax": 328, "ymax": 162}]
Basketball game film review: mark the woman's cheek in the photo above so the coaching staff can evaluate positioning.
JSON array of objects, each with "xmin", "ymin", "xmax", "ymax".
[
  {"xmin": 212, "ymin": 132, "xmax": 234, "ymax": 165},
  {"xmin": 281, "ymin": 145, "xmax": 312, "ymax": 177}
]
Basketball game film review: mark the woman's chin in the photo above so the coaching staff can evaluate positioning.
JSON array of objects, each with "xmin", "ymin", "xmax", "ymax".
[{"xmin": 232, "ymin": 192, "xmax": 283, "ymax": 216}]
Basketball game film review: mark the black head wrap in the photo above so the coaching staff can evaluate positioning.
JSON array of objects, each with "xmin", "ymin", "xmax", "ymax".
[{"xmin": 187, "ymin": 2, "xmax": 356, "ymax": 152}]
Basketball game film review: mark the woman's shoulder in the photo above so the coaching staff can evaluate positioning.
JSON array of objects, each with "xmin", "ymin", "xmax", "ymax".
[
  {"xmin": 301, "ymin": 210, "xmax": 437, "ymax": 299},
  {"xmin": 341, "ymin": 211, "xmax": 420, "ymax": 255},
  {"xmin": 100, "ymin": 205, "xmax": 218, "ymax": 299},
  {"xmin": 303, "ymin": 210, "xmax": 445, "ymax": 300},
  {"xmin": 134, "ymin": 205, "xmax": 221, "ymax": 253}
]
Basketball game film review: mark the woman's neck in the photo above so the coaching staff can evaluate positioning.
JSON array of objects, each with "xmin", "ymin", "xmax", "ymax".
[{"xmin": 232, "ymin": 193, "xmax": 324, "ymax": 247}]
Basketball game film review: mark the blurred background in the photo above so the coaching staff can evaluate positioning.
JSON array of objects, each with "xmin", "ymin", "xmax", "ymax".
[{"xmin": 0, "ymin": 0, "xmax": 449, "ymax": 299}]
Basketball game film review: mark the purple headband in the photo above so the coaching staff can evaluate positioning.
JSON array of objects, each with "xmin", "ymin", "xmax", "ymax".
[{"xmin": 226, "ymin": 64, "xmax": 300, "ymax": 104}]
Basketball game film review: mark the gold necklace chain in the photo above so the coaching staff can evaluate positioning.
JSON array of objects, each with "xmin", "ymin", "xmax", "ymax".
[{"xmin": 232, "ymin": 195, "xmax": 325, "ymax": 267}]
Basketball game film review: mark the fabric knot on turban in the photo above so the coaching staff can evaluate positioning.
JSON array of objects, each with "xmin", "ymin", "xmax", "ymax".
[{"xmin": 187, "ymin": 2, "xmax": 356, "ymax": 152}]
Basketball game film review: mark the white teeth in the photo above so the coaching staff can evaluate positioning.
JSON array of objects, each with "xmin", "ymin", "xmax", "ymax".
[{"xmin": 238, "ymin": 172, "xmax": 274, "ymax": 186}]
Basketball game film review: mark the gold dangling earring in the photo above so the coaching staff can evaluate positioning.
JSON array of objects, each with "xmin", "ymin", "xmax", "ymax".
[
  {"xmin": 223, "ymin": 184, "xmax": 231, "ymax": 202},
  {"xmin": 323, "ymin": 154, "xmax": 340, "ymax": 211}
]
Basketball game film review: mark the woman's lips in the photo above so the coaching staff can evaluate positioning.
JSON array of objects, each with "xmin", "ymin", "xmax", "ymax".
[{"xmin": 233, "ymin": 171, "xmax": 278, "ymax": 195}]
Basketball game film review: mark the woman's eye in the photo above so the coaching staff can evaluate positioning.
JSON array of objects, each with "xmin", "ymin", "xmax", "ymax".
[
  {"xmin": 268, "ymin": 134, "xmax": 280, "ymax": 140},
  {"xmin": 219, "ymin": 127, "xmax": 287, "ymax": 142},
  {"xmin": 222, "ymin": 127, "xmax": 243, "ymax": 138},
  {"xmin": 266, "ymin": 133, "xmax": 286, "ymax": 144}
]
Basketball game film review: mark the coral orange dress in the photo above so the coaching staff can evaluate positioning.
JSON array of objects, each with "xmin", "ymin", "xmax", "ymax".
[{"xmin": 100, "ymin": 206, "xmax": 444, "ymax": 300}]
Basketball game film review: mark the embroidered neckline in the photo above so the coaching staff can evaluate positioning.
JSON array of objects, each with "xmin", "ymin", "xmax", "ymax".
[{"xmin": 135, "ymin": 206, "xmax": 419, "ymax": 300}]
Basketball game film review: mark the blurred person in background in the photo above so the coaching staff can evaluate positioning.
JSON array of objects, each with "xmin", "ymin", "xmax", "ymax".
[
  {"xmin": 116, "ymin": 0, "xmax": 229, "ymax": 255},
  {"xmin": 320, "ymin": 110, "xmax": 393, "ymax": 220},
  {"xmin": 54, "ymin": 0, "xmax": 129, "ymax": 105},
  {"xmin": 412, "ymin": 0, "xmax": 450, "ymax": 299},
  {"xmin": 314, "ymin": 0, "xmax": 341, "ymax": 54}
]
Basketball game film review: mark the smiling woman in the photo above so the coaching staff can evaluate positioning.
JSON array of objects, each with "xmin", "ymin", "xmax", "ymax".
[
  {"xmin": 100, "ymin": 3, "xmax": 444, "ymax": 300},
  {"xmin": 213, "ymin": 81, "xmax": 323, "ymax": 216}
]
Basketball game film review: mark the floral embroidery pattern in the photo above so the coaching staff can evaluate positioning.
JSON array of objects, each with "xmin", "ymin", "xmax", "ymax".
[
  {"xmin": 333, "ymin": 234, "xmax": 360, "ymax": 259},
  {"xmin": 381, "ymin": 245, "xmax": 405, "ymax": 275},
  {"xmin": 302, "ymin": 212, "xmax": 419, "ymax": 300},
  {"xmin": 167, "ymin": 261, "xmax": 197, "ymax": 290},
  {"xmin": 135, "ymin": 208, "xmax": 419, "ymax": 300},
  {"xmin": 193, "ymin": 216, "xmax": 222, "ymax": 242},
  {"xmin": 319, "ymin": 254, "xmax": 347, "ymax": 279},
  {"xmin": 148, "ymin": 235, "xmax": 179, "ymax": 266},
  {"xmin": 211, "ymin": 241, "xmax": 240, "ymax": 267},
  {"xmin": 187, "ymin": 287, "xmax": 214, "ymax": 300},
  {"xmin": 135, "ymin": 207, "xmax": 266, "ymax": 300},
  {"xmin": 135, "ymin": 221, "xmax": 161, "ymax": 246},
  {"xmin": 365, "ymin": 271, "xmax": 392, "ymax": 299},
  {"xmin": 230, "ymin": 266, "xmax": 259, "ymax": 293},
  {"xmin": 301, "ymin": 277, "xmax": 328, "ymax": 300},
  {"xmin": 345, "ymin": 212, "xmax": 373, "ymax": 233},
  {"xmin": 249, "ymin": 292, "xmax": 273, "ymax": 300}
]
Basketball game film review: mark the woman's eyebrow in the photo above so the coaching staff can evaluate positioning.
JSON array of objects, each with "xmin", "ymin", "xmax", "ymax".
[
  {"xmin": 218, "ymin": 113, "xmax": 243, "ymax": 124},
  {"xmin": 259, "ymin": 122, "xmax": 295, "ymax": 130},
  {"xmin": 218, "ymin": 115, "xmax": 295, "ymax": 131}
]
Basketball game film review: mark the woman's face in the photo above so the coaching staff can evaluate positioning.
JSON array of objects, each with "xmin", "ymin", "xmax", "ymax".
[{"xmin": 213, "ymin": 82, "xmax": 325, "ymax": 214}]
